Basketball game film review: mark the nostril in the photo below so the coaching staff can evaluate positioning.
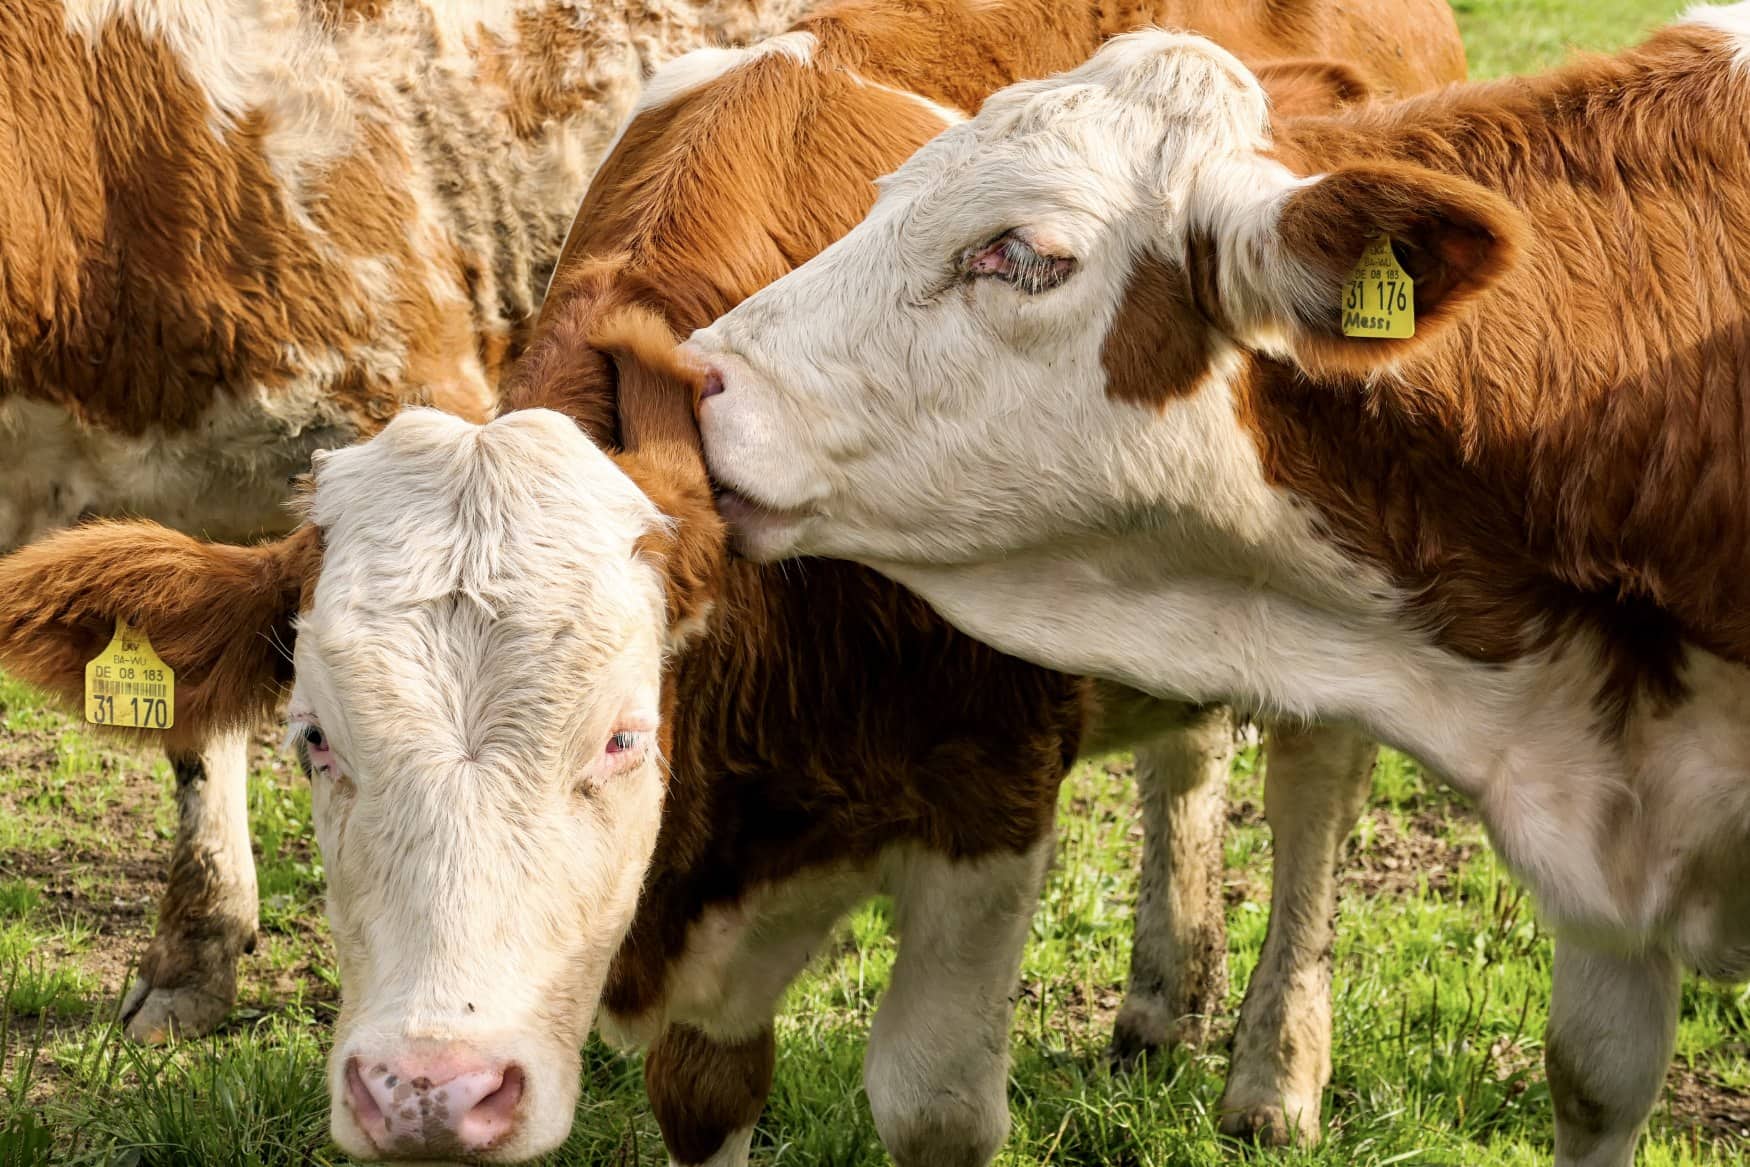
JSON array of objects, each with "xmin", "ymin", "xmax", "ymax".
[
  {"xmin": 481, "ymin": 1065, "xmax": 525, "ymax": 1118},
  {"xmin": 699, "ymin": 369, "xmax": 725, "ymax": 400},
  {"xmin": 457, "ymin": 1064, "xmax": 524, "ymax": 1149},
  {"xmin": 345, "ymin": 1057, "xmax": 386, "ymax": 1131}
]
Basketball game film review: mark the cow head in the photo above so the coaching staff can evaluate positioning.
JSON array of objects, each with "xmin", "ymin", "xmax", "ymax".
[
  {"xmin": 0, "ymin": 392, "xmax": 704, "ymax": 1160},
  {"xmin": 689, "ymin": 30, "xmax": 1521, "ymax": 568}
]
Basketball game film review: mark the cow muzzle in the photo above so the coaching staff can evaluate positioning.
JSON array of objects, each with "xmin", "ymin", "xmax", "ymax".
[{"xmin": 340, "ymin": 1046, "xmax": 526, "ymax": 1160}]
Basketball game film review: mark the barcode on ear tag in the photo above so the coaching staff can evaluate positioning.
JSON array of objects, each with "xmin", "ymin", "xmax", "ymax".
[
  {"xmin": 85, "ymin": 620, "xmax": 175, "ymax": 729},
  {"xmin": 1341, "ymin": 235, "xmax": 1415, "ymax": 339}
]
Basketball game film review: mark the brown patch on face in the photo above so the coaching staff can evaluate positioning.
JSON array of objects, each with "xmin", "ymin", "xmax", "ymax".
[{"xmin": 1102, "ymin": 254, "xmax": 1215, "ymax": 409}]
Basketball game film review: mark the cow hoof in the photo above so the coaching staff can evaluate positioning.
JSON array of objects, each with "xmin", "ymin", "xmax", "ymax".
[
  {"xmin": 1107, "ymin": 996, "xmax": 1216, "ymax": 1070},
  {"xmin": 1217, "ymin": 1099, "xmax": 1321, "ymax": 1148},
  {"xmin": 1105, "ymin": 1024, "xmax": 1165, "ymax": 1071},
  {"xmin": 119, "ymin": 976, "xmax": 233, "ymax": 1043}
]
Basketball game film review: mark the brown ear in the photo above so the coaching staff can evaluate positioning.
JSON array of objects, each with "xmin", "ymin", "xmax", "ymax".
[
  {"xmin": 591, "ymin": 308, "xmax": 727, "ymax": 649},
  {"xmin": 1268, "ymin": 162, "xmax": 1524, "ymax": 373},
  {"xmin": 1253, "ymin": 57, "xmax": 1372, "ymax": 116},
  {"xmin": 505, "ymin": 255, "xmax": 644, "ymax": 447},
  {"xmin": 0, "ymin": 523, "xmax": 321, "ymax": 750}
]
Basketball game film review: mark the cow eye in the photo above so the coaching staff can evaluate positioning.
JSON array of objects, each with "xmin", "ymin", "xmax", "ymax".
[
  {"xmin": 304, "ymin": 726, "xmax": 328, "ymax": 753},
  {"xmin": 962, "ymin": 229, "xmax": 1078, "ymax": 294},
  {"xmin": 607, "ymin": 730, "xmax": 639, "ymax": 755}
]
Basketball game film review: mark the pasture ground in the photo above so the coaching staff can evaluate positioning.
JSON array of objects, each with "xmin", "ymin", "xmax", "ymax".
[{"xmin": 2, "ymin": 0, "xmax": 1746, "ymax": 1163}]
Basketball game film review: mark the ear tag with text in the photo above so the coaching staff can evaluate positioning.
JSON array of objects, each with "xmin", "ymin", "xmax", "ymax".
[
  {"xmin": 85, "ymin": 620, "xmax": 175, "ymax": 729},
  {"xmin": 1341, "ymin": 235, "xmax": 1414, "ymax": 339}
]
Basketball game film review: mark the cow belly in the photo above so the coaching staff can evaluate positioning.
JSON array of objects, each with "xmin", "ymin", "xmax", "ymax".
[{"xmin": 0, "ymin": 390, "xmax": 359, "ymax": 551}]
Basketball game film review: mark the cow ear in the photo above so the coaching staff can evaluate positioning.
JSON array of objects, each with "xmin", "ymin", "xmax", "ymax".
[
  {"xmin": 0, "ymin": 523, "xmax": 321, "ymax": 750},
  {"xmin": 1247, "ymin": 161, "xmax": 1524, "ymax": 374},
  {"xmin": 593, "ymin": 309, "xmax": 727, "ymax": 651},
  {"xmin": 1252, "ymin": 57, "xmax": 1372, "ymax": 116}
]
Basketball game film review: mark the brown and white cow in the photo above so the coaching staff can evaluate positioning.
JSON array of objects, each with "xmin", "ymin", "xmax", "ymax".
[
  {"xmin": 514, "ymin": 0, "xmax": 1463, "ymax": 1149},
  {"xmin": 0, "ymin": 0, "xmax": 1460, "ymax": 1160},
  {"xmin": 693, "ymin": 7, "xmax": 1750, "ymax": 1164},
  {"xmin": 0, "ymin": 0, "xmax": 806, "ymax": 1041}
]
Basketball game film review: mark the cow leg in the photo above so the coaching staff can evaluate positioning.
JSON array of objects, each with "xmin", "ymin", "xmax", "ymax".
[
  {"xmin": 647, "ymin": 1024, "xmax": 776, "ymax": 1167},
  {"xmin": 120, "ymin": 729, "xmax": 257, "ymax": 1042},
  {"xmin": 1546, "ymin": 940, "xmax": 1679, "ymax": 1167},
  {"xmin": 1218, "ymin": 719, "xmax": 1375, "ymax": 1147},
  {"xmin": 649, "ymin": 872, "xmax": 869, "ymax": 1166},
  {"xmin": 864, "ymin": 838, "xmax": 1052, "ymax": 1167},
  {"xmin": 1108, "ymin": 703, "xmax": 1233, "ymax": 1064}
]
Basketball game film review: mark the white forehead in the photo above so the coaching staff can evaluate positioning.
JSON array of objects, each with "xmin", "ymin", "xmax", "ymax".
[
  {"xmin": 308, "ymin": 407, "xmax": 661, "ymax": 612},
  {"xmin": 875, "ymin": 30, "xmax": 1272, "ymax": 239},
  {"xmin": 295, "ymin": 409, "xmax": 666, "ymax": 760}
]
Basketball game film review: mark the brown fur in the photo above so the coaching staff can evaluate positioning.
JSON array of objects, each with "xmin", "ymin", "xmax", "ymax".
[
  {"xmin": 0, "ymin": 523, "xmax": 320, "ymax": 752},
  {"xmin": 1221, "ymin": 24, "xmax": 1750, "ymax": 721},
  {"xmin": 0, "ymin": 6, "xmax": 488, "ymax": 436},
  {"xmin": 646, "ymin": 1026, "xmax": 775, "ymax": 1164},
  {"xmin": 1250, "ymin": 57, "xmax": 1373, "ymax": 115},
  {"xmin": 1102, "ymin": 255, "xmax": 1216, "ymax": 409},
  {"xmin": 0, "ymin": 0, "xmax": 1464, "ymax": 1142},
  {"xmin": 510, "ymin": 0, "xmax": 1464, "ymax": 1149},
  {"xmin": 0, "ymin": 0, "xmax": 811, "ymax": 551}
]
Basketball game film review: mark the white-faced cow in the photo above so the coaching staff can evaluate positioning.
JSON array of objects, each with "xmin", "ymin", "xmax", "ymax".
[
  {"xmin": 0, "ymin": 0, "xmax": 805, "ymax": 1041},
  {"xmin": 692, "ymin": 8, "xmax": 1750, "ymax": 1164},
  {"xmin": 0, "ymin": 0, "xmax": 1462, "ymax": 1161}
]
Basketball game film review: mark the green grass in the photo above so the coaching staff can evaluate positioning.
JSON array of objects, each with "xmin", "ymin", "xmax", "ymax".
[
  {"xmin": 1453, "ymin": 0, "xmax": 1685, "ymax": 76},
  {"xmin": 1, "ymin": 2, "xmax": 1745, "ymax": 1164}
]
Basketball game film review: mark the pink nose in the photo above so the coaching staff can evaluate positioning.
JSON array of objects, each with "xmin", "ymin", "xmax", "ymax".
[
  {"xmin": 345, "ymin": 1053, "xmax": 524, "ymax": 1157},
  {"xmin": 699, "ymin": 368, "xmax": 726, "ymax": 399}
]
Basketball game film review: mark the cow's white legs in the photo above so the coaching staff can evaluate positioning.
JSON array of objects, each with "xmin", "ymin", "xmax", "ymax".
[
  {"xmin": 120, "ymin": 728, "xmax": 257, "ymax": 1043},
  {"xmin": 1219, "ymin": 719, "xmax": 1375, "ymax": 1147},
  {"xmin": 647, "ymin": 1024, "xmax": 773, "ymax": 1167},
  {"xmin": 1546, "ymin": 940, "xmax": 1680, "ymax": 1167},
  {"xmin": 865, "ymin": 839, "xmax": 1052, "ymax": 1167},
  {"xmin": 1109, "ymin": 704, "xmax": 1233, "ymax": 1062}
]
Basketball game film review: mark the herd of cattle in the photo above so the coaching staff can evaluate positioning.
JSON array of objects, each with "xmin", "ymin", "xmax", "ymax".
[{"xmin": 0, "ymin": 0, "xmax": 1744, "ymax": 1164}]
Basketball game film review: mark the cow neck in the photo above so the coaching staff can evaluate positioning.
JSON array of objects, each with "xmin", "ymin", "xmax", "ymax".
[{"xmin": 1244, "ymin": 25, "xmax": 1750, "ymax": 719}]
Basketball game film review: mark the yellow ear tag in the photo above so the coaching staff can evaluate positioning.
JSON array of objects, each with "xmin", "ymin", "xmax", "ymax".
[
  {"xmin": 85, "ymin": 619, "xmax": 175, "ymax": 729},
  {"xmin": 1341, "ymin": 235, "xmax": 1414, "ymax": 339}
]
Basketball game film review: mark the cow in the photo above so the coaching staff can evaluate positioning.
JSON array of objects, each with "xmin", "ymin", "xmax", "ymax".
[
  {"xmin": 0, "ymin": 0, "xmax": 1462, "ymax": 1161},
  {"xmin": 689, "ymin": 7, "xmax": 1750, "ymax": 1165},
  {"xmin": 0, "ymin": 0, "xmax": 805, "ymax": 1042},
  {"xmin": 515, "ymin": 0, "xmax": 1464, "ymax": 1148}
]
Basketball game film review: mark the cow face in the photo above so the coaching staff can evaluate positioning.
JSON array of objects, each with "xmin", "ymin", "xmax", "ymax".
[
  {"xmin": 291, "ymin": 409, "xmax": 670, "ymax": 1162},
  {"xmin": 0, "ymin": 406, "xmax": 673, "ymax": 1162},
  {"xmin": 690, "ymin": 30, "xmax": 1517, "ymax": 570}
]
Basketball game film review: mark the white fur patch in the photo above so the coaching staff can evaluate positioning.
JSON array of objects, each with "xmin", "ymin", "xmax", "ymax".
[
  {"xmin": 846, "ymin": 70, "xmax": 966, "ymax": 125},
  {"xmin": 303, "ymin": 408, "xmax": 673, "ymax": 1162},
  {"xmin": 1681, "ymin": 1, "xmax": 1750, "ymax": 67},
  {"xmin": 632, "ymin": 30, "xmax": 818, "ymax": 118},
  {"xmin": 0, "ymin": 375, "xmax": 360, "ymax": 553}
]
